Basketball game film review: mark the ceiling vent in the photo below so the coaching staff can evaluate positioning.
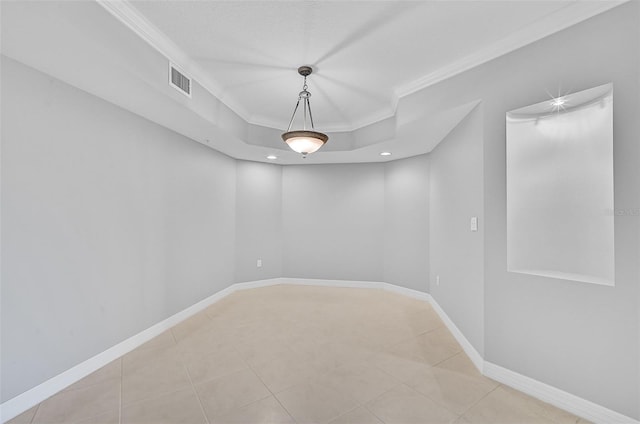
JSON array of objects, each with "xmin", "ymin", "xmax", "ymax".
[{"xmin": 169, "ymin": 63, "xmax": 191, "ymax": 98}]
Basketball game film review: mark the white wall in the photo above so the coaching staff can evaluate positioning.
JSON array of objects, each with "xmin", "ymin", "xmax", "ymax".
[
  {"xmin": 400, "ymin": 3, "xmax": 639, "ymax": 418},
  {"xmin": 0, "ymin": 57, "xmax": 237, "ymax": 402},
  {"xmin": 235, "ymin": 161, "xmax": 283, "ymax": 283},
  {"xmin": 282, "ymin": 164, "xmax": 385, "ymax": 282},
  {"xmin": 383, "ymin": 154, "xmax": 430, "ymax": 292},
  {"xmin": 429, "ymin": 106, "xmax": 485, "ymax": 355}
]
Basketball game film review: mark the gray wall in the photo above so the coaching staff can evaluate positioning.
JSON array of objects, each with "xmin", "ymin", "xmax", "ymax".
[
  {"xmin": 383, "ymin": 155, "xmax": 430, "ymax": 292},
  {"xmin": 400, "ymin": 3, "xmax": 639, "ymax": 418},
  {"xmin": 1, "ymin": 57, "xmax": 237, "ymax": 402},
  {"xmin": 282, "ymin": 164, "xmax": 385, "ymax": 282},
  {"xmin": 281, "ymin": 158, "xmax": 431, "ymax": 290},
  {"xmin": 235, "ymin": 161, "xmax": 283, "ymax": 283},
  {"xmin": 428, "ymin": 106, "xmax": 484, "ymax": 355}
]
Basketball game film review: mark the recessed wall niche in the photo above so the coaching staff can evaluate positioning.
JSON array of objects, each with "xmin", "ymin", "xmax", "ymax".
[{"xmin": 506, "ymin": 83, "xmax": 614, "ymax": 286}]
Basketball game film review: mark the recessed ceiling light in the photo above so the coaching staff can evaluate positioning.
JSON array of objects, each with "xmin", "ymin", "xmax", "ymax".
[
  {"xmin": 380, "ymin": 152, "xmax": 392, "ymax": 156},
  {"xmin": 266, "ymin": 155, "xmax": 278, "ymax": 160},
  {"xmin": 551, "ymin": 97, "xmax": 565, "ymax": 107}
]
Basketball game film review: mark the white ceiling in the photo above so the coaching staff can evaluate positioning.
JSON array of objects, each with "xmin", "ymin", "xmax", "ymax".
[
  {"xmin": 0, "ymin": 0, "xmax": 625, "ymax": 164},
  {"xmin": 129, "ymin": 0, "xmax": 572, "ymax": 132}
]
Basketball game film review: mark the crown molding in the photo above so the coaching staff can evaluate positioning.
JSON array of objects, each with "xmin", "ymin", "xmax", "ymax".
[
  {"xmin": 348, "ymin": 106, "xmax": 397, "ymax": 133},
  {"xmin": 96, "ymin": 0, "xmax": 252, "ymax": 123},
  {"xmin": 97, "ymin": 0, "xmax": 627, "ymax": 134},
  {"xmin": 395, "ymin": 1, "xmax": 628, "ymax": 99},
  {"xmin": 96, "ymin": 0, "xmax": 397, "ymax": 133}
]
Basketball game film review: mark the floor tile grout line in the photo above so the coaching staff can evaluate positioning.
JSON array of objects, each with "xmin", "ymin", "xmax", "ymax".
[
  {"xmin": 326, "ymin": 403, "xmax": 362, "ymax": 423},
  {"xmin": 169, "ymin": 328, "xmax": 178, "ymax": 345},
  {"xmin": 172, "ymin": 321, "xmax": 238, "ymax": 424},
  {"xmin": 364, "ymin": 402, "xmax": 388, "ymax": 424},
  {"xmin": 374, "ymin": 323, "xmax": 451, "ymax": 353},
  {"xmin": 360, "ymin": 382, "xmax": 409, "ymax": 424},
  {"xmin": 404, "ymin": 379, "xmax": 467, "ymax": 420},
  {"xmin": 27, "ymin": 402, "xmax": 40, "ymax": 424},
  {"xmin": 182, "ymin": 361, "xmax": 211, "ymax": 424},
  {"xmin": 416, "ymin": 380, "xmax": 480, "ymax": 422},
  {"xmin": 326, "ymin": 377, "xmax": 402, "ymax": 424},
  {"xmin": 119, "ymin": 341, "xmax": 204, "ymax": 411},
  {"xmin": 243, "ymin": 348, "xmax": 299, "ymax": 423},
  {"xmin": 430, "ymin": 349, "xmax": 465, "ymax": 368},
  {"xmin": 457, "ymin": 381, "xmax": 503, "ymax": 420},
  {"xmin": 119, "ymin": 378, "xmax": 213, "ymax": 410},
  {"xmin": 184, "ymin": 341, "xmax": 283, "ymax": 423},
  {"xmin": 26, "ymin": 375, "xmax": 122, "ymax": 424},
  {"xmin": 374, "ymin": 350, "xmax": 494, "ymax": 420}
]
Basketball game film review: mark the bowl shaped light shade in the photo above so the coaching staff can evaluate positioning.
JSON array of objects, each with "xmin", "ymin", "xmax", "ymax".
[{"xmin": 281, "ymin": 130, "xmax": 328, "ymax": 155}]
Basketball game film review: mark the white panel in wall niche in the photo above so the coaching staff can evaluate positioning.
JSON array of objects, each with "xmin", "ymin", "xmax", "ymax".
[{"xmin": 506, "ymin": 83, "xmax": 614, "ymax": 286}]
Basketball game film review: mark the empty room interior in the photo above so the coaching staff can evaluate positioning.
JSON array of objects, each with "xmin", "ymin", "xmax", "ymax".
[{"xmin": 1, "ymin": 1, "xmax": 639, "ymax": 423}]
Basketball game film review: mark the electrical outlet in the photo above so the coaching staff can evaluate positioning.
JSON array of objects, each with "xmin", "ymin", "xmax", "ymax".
[
  {"xmin": 470, "ymin": 216, "xmax": 478, "ymax": 232},
  {"xmin": 436, "ymin": 275, "xmax": 440, "ymax": 286},
  {"xmin": 257, "ymin": 259, "xmax": 262, "ymax": 268}
]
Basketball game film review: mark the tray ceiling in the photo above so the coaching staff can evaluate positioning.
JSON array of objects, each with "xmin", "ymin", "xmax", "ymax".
[
  {"xmin": 130, "ymin": 0, "xmax": 573, "ymax": 132},
  {"xmin": 1, "ymin": 0, "xmax": 625, "ymax": 164}
]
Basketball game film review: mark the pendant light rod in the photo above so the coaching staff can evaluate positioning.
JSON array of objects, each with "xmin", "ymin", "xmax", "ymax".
[
  {"xmin": 306, "ymin": 94, "xmax": 316, "ymax": 129},
  {"xmin": 281, "ymin": 65, "xmax": 329, "ymax": 156},
  {"xmin": 286, "ymin": 67, "xmax": 316, "ymax": 132},
  {"xmin": 286, "ymin": 97, "xmax": 302, "ymax": 132},
  {"xmin": 303, "ymin": 84, "xmax": 308, "ymax": 130}
]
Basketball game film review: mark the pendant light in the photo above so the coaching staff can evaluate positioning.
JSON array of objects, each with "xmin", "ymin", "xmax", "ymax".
[{"xmin": 281, "ymin": 66, "xmax": 328, "ymax": 156}]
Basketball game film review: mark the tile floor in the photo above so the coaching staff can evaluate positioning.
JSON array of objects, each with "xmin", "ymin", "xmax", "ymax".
[{"xmin": 8, "ymin": 284, "xmax": 590, "ymax": 424}]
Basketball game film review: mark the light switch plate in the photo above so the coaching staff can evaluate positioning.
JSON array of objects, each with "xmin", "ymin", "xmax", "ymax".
[{"xmin": 470, "ymin": 217, "xmax": 478, "ymax": 232}]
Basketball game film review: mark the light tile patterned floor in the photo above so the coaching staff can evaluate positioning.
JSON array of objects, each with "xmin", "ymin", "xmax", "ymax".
[{"xmin": 9, "ymin": 284, "xmax": 590, "ymax": 424}]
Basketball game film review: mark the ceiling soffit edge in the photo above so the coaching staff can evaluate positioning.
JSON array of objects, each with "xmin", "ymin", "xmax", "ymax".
[
  {"xmin": 248, "ymin": 105, "xmax": 397, "ymax": 134},
  {"xmin": 97, "ymin": 0, "xmax": 626, "ymax": 134},
  {"xmin": 395, "ymin": 0, "xmax": 628, "ymax": 99}
]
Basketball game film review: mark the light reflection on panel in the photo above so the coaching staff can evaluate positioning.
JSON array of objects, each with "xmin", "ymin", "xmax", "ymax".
[{"xmin": 506, "ymin": 83, "xmax": 614, "ymax": 286}]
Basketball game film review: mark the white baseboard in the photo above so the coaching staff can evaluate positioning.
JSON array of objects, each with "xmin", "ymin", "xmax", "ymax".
[
  {"xmin": 426, "ymin": 295, "xmax": 484, "ymax": 372},
  {"xmin": 0, "ymin": 279, "xmax": 279, "ymax": 423},
  {"xmin": 483, "ymin": 362, "xmax": 639, "ymax": 424},
  {"xmin": 233, "ymin": 277, "xmax": 286, "ymax": 291},
  {"xmin": 381, "ymin": 282, "xmax": 431, "ymax": 301},
  {"xmin": 378, "ymin": 284, "xmax": 485, "ymax": 370},
  {"xmin": 279, "ymin": 277, "xmax": 385, "ymax": 289},
  {"xmin": 2, "ymin": 277, "xmax": 637, "ymax": 424}
]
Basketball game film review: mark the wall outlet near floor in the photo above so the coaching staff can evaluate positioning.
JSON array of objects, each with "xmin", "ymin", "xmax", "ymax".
[
  {"xmin": 436, "ymin": 275, "xmax": 440, "ymax": 286},
  {"xmin": 257, "ymin": 259, "xmax": 262, "ymax": 268}
]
